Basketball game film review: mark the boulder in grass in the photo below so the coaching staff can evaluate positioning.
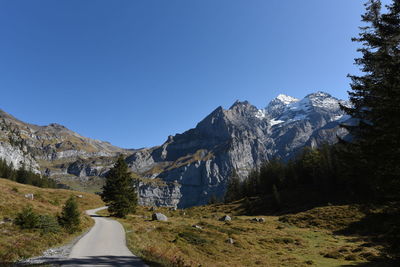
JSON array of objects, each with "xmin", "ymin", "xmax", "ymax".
[
  {"xmin": 219, "ymin": 215, "xmax": 231, "ymax": 222},
  {"xmin": 226, "ymin": 238, "xmax": 235, "ymax": 244},
  {"xmin": 24, "ymin": 193, "xmax": 34, "ymax": 200},
  {"xmin": 152, "ymin": 213, "xmax": 168, "ymax": 221}
]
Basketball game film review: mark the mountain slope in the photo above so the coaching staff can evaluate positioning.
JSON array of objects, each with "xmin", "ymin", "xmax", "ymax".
[
  {"xmin": 126, "ymin": 92, "xmax": 350, "ymax": 207},
  {"xmin": 0, "ymin": 91, "xmax": 350, "ymax": 207},
  {"xmin": 0, "ymin": 109, "xmax": 130, "ymax": 190}
]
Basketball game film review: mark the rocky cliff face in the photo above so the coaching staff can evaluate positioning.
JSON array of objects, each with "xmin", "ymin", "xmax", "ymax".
[
  {"xmin": 0, "ymin": 91, "xmax": 350, "ymax": 208},
  {"xmin": 126, "ymin": 92, "xmax": 350, "ymax": 207},
  {"xmin": 0, "ymin": 109, "xmax": 129, "ymax": 188}
]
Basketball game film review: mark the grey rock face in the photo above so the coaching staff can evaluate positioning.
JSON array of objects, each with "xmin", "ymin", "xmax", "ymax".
[
  {"xmin": 126, "ymin": 92, "xmax": 350, "ymax": 208},
  {"xmin": 138, "ymin": 182, "xmax": 181, "ymax": 208}
]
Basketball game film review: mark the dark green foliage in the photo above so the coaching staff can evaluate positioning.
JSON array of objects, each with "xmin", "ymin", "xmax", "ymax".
[
  {"xmin": 208, "ymin": 194, "xmax": 221, "ymax": 205},
  {"xmin": 343, "ymin": 0, "xmax": 400, "ymax": 200},
  {"xmin": 36, "ymin": 214, "xmax": 60, "ymax": 234},
  {"xmin": 15, "ymin": 206, "xmax": 60, "ymax": 233},
  {"xmin": 58, "ymin": 196, "xmax": 81, "ymax": 233},
  {"xmin": 224, "ymin": 170, "xmax": 242, "ymax": 203},
  {"xmin": 15, "ymin": 206, "xmax": 39, "ymax": 229},
  {"xmin": 101, "ymin": 155, "xmax": 138, "ymax": 218},
  {"xmin": 0, "ymin": 158, "xmax": 63, "ymax": 189},
  {"xmin": 224, "ymin": 144, "xmax": 351, "ymax": 209}
]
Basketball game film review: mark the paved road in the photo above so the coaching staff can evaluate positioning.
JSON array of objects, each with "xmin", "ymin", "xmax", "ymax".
[{"xmin": 64, "ymin": 207, "xmax": 148, "ymax": 266}]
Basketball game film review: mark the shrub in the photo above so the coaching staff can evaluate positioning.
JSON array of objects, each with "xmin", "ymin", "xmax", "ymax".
[
  {"xmin": 37, "ymin": 214, "xmax": 60, "ymax": 233},
  {"xmin": 14, "ymin": 207, "xmax": 60, "ymax": 233},
  {"xmin": 58, "ymin": 196, "xmax": 80, "ymax": 233},
  {"xmin": 15, "ymin": 206, "xmax": 39, "ymax": 229}
]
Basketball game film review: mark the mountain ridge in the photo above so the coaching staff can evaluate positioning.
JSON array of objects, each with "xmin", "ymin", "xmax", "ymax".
[{"xmin": 0, "ymin": 91, "xmax": 350, "ymax": 207}]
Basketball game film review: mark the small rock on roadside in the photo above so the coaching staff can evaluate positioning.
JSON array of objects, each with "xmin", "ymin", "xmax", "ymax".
[
  {"xmin": 152, "ymin": 213, "xmax": 168, "ymax": 221},
  {"xmin": 192, "ymin": 225, "xmax": 203, "ymax": 229}
]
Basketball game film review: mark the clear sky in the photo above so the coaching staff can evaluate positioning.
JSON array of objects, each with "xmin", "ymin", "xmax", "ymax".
[{"xmin": 0, "ymin": 0, "xmax": 388, "ymax": 148}]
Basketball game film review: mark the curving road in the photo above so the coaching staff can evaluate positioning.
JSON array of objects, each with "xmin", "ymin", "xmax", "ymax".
[{"xmin": 64, "ymin": 207, "xmax": 148, "ymax": 266}]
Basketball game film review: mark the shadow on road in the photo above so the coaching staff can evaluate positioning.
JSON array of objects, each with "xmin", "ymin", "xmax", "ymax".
[
  {"xmin": 89, "ymin": 214, "xmax": 110, "ymax": 218},
  {"xmin": 20, "ymin": 256, "xmax": 152, "ymax": 266}
]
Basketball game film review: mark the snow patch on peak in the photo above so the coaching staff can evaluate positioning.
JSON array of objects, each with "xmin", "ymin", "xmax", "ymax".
[
  {"xmin": 255, "ymin": 109, "xmax": 266, "ymax": 119},
  {"xmin": 275, "ymin": 94, "xmax": 299, "ymax": 105},
  {"xmin": 270, "ymin": 118, "xmax": 285, "ymax": 126}
]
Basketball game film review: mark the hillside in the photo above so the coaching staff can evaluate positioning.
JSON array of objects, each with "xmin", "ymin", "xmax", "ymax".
[
  {"xmin": 0, "ymin": 178, "xmax": 103, "ymax": 262},
  {"xmin": 109, "ymin": 201, "xmax": 395, "ymax": 267}
]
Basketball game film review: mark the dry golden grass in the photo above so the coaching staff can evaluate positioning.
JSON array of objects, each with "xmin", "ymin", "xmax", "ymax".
[
  {"xmin": 112, "ymin": 202, "xmax": 387, "ymax": 267},
  {"xmin": 0, "ymin": 178, "xmax": 104, "ymax": 262}
]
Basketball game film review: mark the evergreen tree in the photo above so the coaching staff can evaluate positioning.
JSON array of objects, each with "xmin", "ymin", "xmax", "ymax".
[
  {"xmin": 343, "ymin": 0, "xmax": 400, "ymax": 199},
  {"xmin": 58, "ymin": 196, "xmax": 81, "ymax": 233},
  {"xmin": 224, "ymin": 169, "xmax": 242, "ymax": 203},
  {"xmin": 101, "ymin": 155, "xmax": 138, "ymax": 218}
]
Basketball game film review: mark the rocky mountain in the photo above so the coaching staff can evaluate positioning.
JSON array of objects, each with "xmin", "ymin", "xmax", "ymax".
[
  {"xmin": 0, "ymin": 91, "xmax": 350, "ymax": 208},
  {"xmin": 0, "ymin": 109, "xmax": 129, "ymax": 188},
  {"xmin": 126, "ymin": 91, "xmax": 350, "ymax": 207}
]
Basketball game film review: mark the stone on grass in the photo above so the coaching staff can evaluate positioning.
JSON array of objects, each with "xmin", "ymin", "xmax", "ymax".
[
  {"xmin": 192, "ymin": 225, "xmax": 203, "ymax": 229},
  {"xmin": 219, "ymin": 215, "xmax": 231, "ymax": 222},
  {"xmin": 24, "ymin": 193, "xmax": 34, "ymax": 200},
  {"xmin": 226, "ymin": 238, "xmax": 235, "ymax": 244},
  {"xmin": 152, "ymin": 213, "xmax": 168, "ymax": 221}
]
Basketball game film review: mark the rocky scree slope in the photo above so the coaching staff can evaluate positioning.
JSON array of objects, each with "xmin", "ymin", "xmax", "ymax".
[
  {"xmin": 0, "ymin": 92, "xmax": 350, "ymax": 208},
  {"xmin": 0, "ymin": 109, "xmax": 129, "ymax": 184}
]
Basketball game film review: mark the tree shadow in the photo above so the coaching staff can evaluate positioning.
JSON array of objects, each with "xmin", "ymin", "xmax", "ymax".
[
  {"xmin": 15, "ymin": 255, "xmax": 161, "ymax": 266},
  {"xmin": 334, "ymin": 204, "xmax": 400, "ymax": 265},
  {"xmin": 339, "ymin": 260, "xmax": 399, "ymax": 267}
]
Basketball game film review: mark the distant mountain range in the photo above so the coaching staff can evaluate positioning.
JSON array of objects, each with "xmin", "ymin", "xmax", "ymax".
[{"xmin": 0, "ymin": 91, "xmax": 350, "ymax": 207}]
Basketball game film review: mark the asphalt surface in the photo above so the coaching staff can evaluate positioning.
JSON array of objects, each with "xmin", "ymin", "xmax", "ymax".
[{"xmin": 64, "ymin": 207, "xmax": 148, "ymax": 266}]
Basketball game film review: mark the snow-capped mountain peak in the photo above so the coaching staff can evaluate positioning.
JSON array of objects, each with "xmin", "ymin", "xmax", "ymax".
[{"xmin": 275, "ymin": 94, "xmax": 299, "ymax": 105}]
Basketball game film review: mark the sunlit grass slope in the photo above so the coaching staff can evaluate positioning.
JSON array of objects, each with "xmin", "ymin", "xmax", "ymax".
[
  {"xmin": 114, "ymin": 201, "xmax": 389, "ymax": 267},
  {"xmin": 0, "ymin": 178, "xmax": 104, "ymax": 262}
]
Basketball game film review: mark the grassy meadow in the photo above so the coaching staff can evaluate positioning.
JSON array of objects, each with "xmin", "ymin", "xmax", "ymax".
[
  {"xmin": 0, "ymin": 178, "xmax": 104, "ymax": 262},
  {"xmin": 107, "ymin": 201, "xmax": 394, "ymax": 267}
]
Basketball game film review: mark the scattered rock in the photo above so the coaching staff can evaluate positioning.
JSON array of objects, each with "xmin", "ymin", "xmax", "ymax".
[
  {"xmin": 169, "ymin": 207, "xmax": 177, "ymax": 211},
  {"xmin": 251, "ymin": 217, "xmax": 265, "ymax": 222},
  {"xmin": 24, "ymin": 193, "xmax": 34, "ymax": 200},
  {"xmin": 152, "ymin": 213, "xmax": 168, "ymax": 221},
  {"xmin": 149, "ymin": 206, "xmax": 157, "ymax": 211},
  {"xmin": 192, "ymin": 225, "xmax": 203, "ymax": 229},
  {"xmin": 219, "ymin": 215, "xmax": 231, "ymax": 222},
  {"xmin": 76, "ymin": 195, "xmax": 83, "ymax": 198},
  {"xmin": 226, "ymin": 238, "xmax": 235, "ymax": 244}
]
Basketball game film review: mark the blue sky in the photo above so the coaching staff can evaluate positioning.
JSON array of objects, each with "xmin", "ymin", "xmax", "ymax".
[{"xmin": 0, "ymin": 0, "xmax": 387, "ymax": 148}]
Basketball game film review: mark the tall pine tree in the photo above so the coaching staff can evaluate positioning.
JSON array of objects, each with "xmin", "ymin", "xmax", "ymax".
[
  {"xmin": 101, "ymin": 155, "xmax": 138, "ymax": 218},
  {"xmin": 343, "ymin": 0, "xmax": 400, "ymax": 199}
]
